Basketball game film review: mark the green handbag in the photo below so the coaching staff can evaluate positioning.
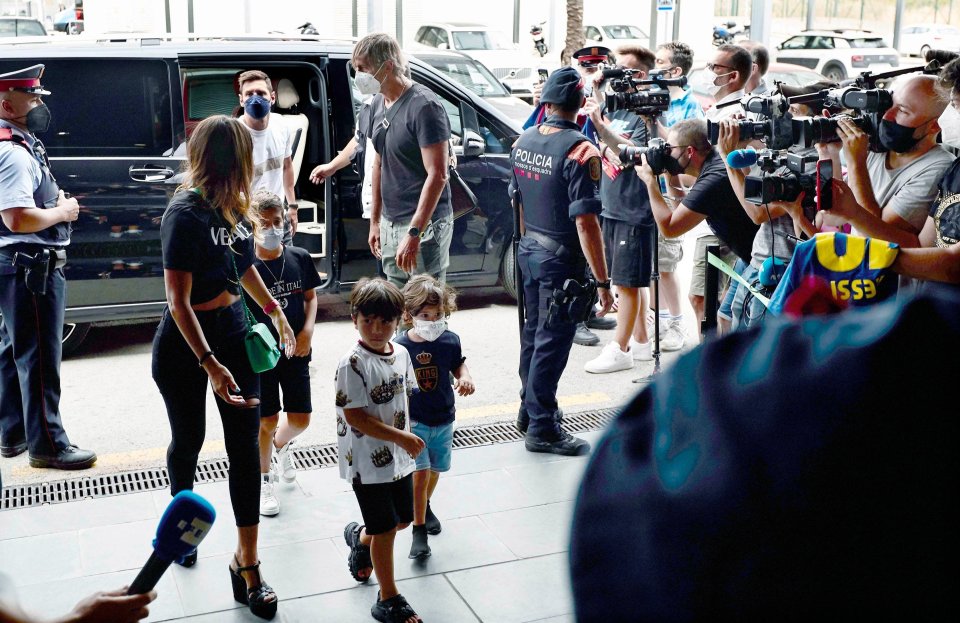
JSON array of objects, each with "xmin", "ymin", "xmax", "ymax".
[{"xmin": 228, "ymin": 247, "xmax": 281, "ymax": 373}]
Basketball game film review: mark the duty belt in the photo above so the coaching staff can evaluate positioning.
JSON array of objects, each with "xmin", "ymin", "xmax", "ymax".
[{"xmin": 522, "ymin": 230, "xmax": 581, "ymax": 260}]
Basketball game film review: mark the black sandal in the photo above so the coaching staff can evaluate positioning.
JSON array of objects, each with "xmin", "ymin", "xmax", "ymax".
[
  {"xmin": 371, "ymin": 592, "xmax": 423, "ymax": 623},
  {"xmin": 229, "ymin": 555, "xmax": 278, "ymax": 620},
  {"xmin": 344, "ymin": 521, "xmax": 373, "ymax": 582}
]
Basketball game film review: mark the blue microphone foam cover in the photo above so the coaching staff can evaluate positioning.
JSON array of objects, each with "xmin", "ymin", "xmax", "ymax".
[{"xmin": 153, "ymin": 490, "xmax": 216, "ymax": 562}]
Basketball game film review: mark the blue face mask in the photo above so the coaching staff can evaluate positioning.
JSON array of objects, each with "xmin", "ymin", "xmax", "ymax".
[{"xmin": 244, "ymin": 95, "xmax": 271, "ymax": 120}]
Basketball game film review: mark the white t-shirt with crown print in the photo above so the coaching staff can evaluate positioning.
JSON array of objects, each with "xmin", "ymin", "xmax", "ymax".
[{"xmin": 335, "ymin": 340, "xmax": 417, "ymax": 485}]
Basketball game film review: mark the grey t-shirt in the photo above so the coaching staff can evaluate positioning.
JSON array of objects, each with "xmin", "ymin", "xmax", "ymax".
[
  {"xmin": 865, "ymin": 147, "xmax": 955, "ymax": 232},
  {"xmin": 368, "ymin": 84, "xmax": 452, "ymax": 222}
]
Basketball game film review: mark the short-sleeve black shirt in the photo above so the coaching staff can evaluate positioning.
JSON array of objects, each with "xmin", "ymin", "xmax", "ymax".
[
  {"xmin": 247, "ymin": 245, "xmax": 323, "ymax": 338},
  {"xmin": 682, "ymin": 150, "xmax": 759, "ymax": 262},
  {"xmin": 368, "ymin": 84, "xmax": 452, "ymax": 221},
  {"xmin": 160, "ymin": 190, "xmax": 255, "ymax": 305},
  {"xmin": 394, "ymin": 330, "xmax": 464, "ymax": 426}
]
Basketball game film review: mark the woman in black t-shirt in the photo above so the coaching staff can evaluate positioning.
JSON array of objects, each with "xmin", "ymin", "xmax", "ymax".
[{"xmin": 151, "ymin": 115, "xmax": 294, "ymax": 620}]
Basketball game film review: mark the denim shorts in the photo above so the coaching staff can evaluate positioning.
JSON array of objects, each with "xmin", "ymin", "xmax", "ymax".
[
  {"xmin": 717, "ymin": 258, "xmax": 747, "ymax": 320},
  {"xmin": 380, "ymin": 214, "xmax": 454, "ymax": 287},
  {"xmin": 412, "ymin": 420, "xmax": 454, "ymax": 472}
]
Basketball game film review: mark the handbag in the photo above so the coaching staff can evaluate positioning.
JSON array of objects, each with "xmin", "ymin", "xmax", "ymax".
[{"xmin": 227, "ymin": 246, "xmax": 281, "ymax": 373}]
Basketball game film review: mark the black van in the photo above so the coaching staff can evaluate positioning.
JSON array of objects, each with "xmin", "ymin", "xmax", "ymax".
[{"xmin": 0, "ymin": 34, "xmax": 521, "ymax": 354}]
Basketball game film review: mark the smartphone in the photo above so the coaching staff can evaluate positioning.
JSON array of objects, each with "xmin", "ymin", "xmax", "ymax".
[
  {"xmin": 538, "ymin": 68, "xmax": 549, "ymax": 84},
  {"xmin": 816, "ymin": 159, "xmax": 833, "ymax": 211}
]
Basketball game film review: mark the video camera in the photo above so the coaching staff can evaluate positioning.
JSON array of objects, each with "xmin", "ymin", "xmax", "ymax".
[
  {"xmin": 786, "ymin": 83, "xmax": 892, "ymax": 150},
  {"xmin": 602, "ymin": 68, "xmax": 686, "ymax": 116},
  {"xmin": 743, "ymin": 149, "xmax": 819, "ymax": 208},
  {"xmin": 618, "ymin": 137, "xmax": 678, "ymax": 175},
  {"xmin": 707, "ymin": 92, "xmax": 795, "ymax": 150}
]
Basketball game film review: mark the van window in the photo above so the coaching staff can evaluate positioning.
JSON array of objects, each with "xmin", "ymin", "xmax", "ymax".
[
  {"xmin": 33, "ymin": 60, "xmax": 172, "ymax": 156},
  {"xmin": 17, "ymin": 19, "xmax": 47, "ymax": 36}
]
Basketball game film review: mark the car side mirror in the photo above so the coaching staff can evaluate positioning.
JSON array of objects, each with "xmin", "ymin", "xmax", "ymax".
[
  {"xmin": 463, "ymin": 129, "xmax": 485, "ymax": 158},
  {"xmin": 776, "ymin": 43, "xmax": 783, "ymax": 50},
  {"xmin": 438, "ymin": 42, "xmax": 449, "ymax": 50}
]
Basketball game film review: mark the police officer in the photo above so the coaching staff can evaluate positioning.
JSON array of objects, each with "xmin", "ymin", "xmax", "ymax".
[
  {"xmin": 0, "ymin": 64, "xmax": 96, "ymax": 470},
  {"xmin": 511, "ymin": 66, "xmax": 614, "ymax": 456}
]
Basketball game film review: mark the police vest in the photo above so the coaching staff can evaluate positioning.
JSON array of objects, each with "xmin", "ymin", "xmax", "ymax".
[
  {"xmin": 511, "ymin": 119, "xmax": 586, "ymax": 244},
  {"xmin": 0, "ymin": 127, "xmax": 68, "ymax": 246}
]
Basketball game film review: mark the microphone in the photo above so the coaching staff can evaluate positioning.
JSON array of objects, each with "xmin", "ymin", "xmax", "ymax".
[
  {"xmin": 726, "ymin": 148, "xmax": 758, "ymax": 169},
  {"xmin": 924, "ymin": 48, "xmax": 959, "ymax": 65},
  {"xmin": 127, "ymin": 491, "xmax": 216, "ymax": 595}
]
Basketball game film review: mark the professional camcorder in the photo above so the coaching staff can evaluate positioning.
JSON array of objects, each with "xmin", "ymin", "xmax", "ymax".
[
  {"xmin": 618, "ymin": 137, "xmax": 677, "ymax": 175},
  {"xmin": 787, "ymin": 84, "xmax": 892, "ymax": 150},
  {"xmin": 707, "ymin": 92, "xmax": 795, "ymax": 150},
  {"xmin": 743, "ymin": 149, "xmax": 819, "ymax": 207},
  {"xmin": 603, "ymin": 68, "xmax": 686, "ymax": 115}
]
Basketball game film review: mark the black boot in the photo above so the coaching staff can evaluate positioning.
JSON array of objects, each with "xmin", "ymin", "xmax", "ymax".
[
  {"xmin": 574, "ymin": 322, "xmax": 600, "ymax": 346},
  {"xmin": 409, "ymin": 525, "xmax": 431, "ymax": 559},
  {"xmin": 425, "ymin": 502, "xmax": 442, "ymax": 535}
]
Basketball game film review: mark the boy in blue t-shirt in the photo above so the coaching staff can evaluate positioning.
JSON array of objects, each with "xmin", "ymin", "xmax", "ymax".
[
  {"xmin": 247, "ymin": 190, "xmax": 323, "ymax": 517},
  {"xmin": 395, "ymin": 275, "xmax": 475, "ymax": 559}
]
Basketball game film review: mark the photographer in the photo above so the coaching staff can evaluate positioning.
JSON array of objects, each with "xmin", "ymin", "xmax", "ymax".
[
  {"xmin": 817, "ymin": 74, "xmax": 953, "ymax": 247},
  {"xmin": 581, "ymin": 45, "xmax": 658, "ymax": 373},
  {"xmin": 634, "ymin": 119, "xmax": 759, "ymax": 340}
]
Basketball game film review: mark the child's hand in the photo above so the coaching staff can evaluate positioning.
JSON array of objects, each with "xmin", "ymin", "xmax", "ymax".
[
  {"xmin": 294, "ymin": 329, "xmax": 312, "ymax": 358},
  {"xmin": 454, "ymin": 376, "xmax": 475, "ymax": 396},
  {"xmin": 398, "ymin": 431, "xmax": 425, "ymax": 459}
]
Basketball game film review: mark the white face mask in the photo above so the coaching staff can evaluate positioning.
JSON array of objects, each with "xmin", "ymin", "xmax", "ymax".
[
  {"xmin": 260, "ymin": 227, "xmax": 283, "ymax": 251},
  {"xmin": 696, "ymin": 68, "xmax": 731, "ymax": 97},
  {"xmin": 354, "ymin": 63, "xmax": 385, "ymax": 96},
  {"xmin": 413, "ymin": 318, "xmax": 447, "ymax": 342},
  {"xmin": 938, "ymin": 104, "xmax": 960, "ymax": 149}
]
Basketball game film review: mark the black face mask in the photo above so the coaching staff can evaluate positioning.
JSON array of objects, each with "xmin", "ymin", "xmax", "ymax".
[
  {"xmin": 878, "ymin": 118, "xmax": 923, "ymax": 153},
  {"xmin": 16, "ymin": 104, "xmax": 52, "ymax": 134},
  {"xmin": 663, "ymin": 153, "xmax": 685, "ymax": 175}
]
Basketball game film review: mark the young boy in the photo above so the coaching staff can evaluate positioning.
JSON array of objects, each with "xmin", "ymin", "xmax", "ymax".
[
  {"xmin": 247, "ymin": 190, "xmax": 323, "ymax": 516},
  {"xmin": 337, "ymin": 278, "xmax": 426, "ymax": 623},
  {"xmin": 395, "ymin": 275, "xmax": 475, "ymax": 559}
]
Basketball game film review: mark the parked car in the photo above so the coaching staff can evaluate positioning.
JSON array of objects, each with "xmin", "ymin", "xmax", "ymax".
[
  {"xmin": 0, "ymin": 33, "xmax": 523, "ymax": 355},
  {"xmin": 774, "ymin": 29, "xmax": 899, "ymax": 82},
  {"xmin": 687, "ymin": 61, "xmax": 829, "ymax": 112},
  {"xmin": 412, "ymin": 49, "xmax": 533, "ymax": 126},
  {"xmin": 53, "ymin": 1, "xmax": 84, "ymax": 35},
  {"xmin": 583, "ymin": 23, "xmax": 650, "ymax": 50},
  {"xmin": 412, "ymin": 22, "xmax": 538, "ymax": 103},
  {"xmin": 899, "ymin": 23, "xmax": 960, "ymax": 58},
  {"xmin": 0, "ymin": 16, "xmax": 48, "ymax": 37}
]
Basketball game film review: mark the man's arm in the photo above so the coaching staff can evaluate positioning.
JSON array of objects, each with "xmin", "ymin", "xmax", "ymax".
[
  {"xmin": 636, "ymin": 159, "xmax": 706, "ymax": 237},
  {"xmin": 893, "ymin": 244, "xmax": 960, "ymax": 283},
  {"xmin": 309, "ymin": 136, "xmax": 358, "ymax": 184},
  {"xmin": 835, "ymin": 118, "xmax": 882, "ymax": 217},
  {"xmin": 368, "ymin": 152, "xmax": 382, "ymax": 259},
  {"xmin": 574, "ymin": 212, "xmax": 614, "ymax": 314},
  {"xmin": 1, "ymin": 190, "xmax": 78, "ymax": 233},
  {"xmin": 825, "ymin": 178, "xmax": 921, "ymax": 247},
  {"xmin": 395, "ymin": 140, "xmax": 449, "ymax": 274},
  {"xmin": 282, "ymin": 156, "xmax": 298, "ymax": 234}
]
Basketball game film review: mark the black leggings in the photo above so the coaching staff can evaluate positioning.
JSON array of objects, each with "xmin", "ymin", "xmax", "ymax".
[{"xmin": 151, "ymin": 300, "xmax": 261, "ymax": 527}]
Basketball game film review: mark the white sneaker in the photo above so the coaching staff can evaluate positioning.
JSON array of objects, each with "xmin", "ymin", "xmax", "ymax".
[
  {"xmin": 259, "ymin": 474, "xmax": 280, "ymax": 516},
  {"xmin": 660, "ymin": 319, "xmax": 687, "ymax": 352},
  {"xmin": 584, "ymin": 341, "xmax": 633, "ymax": 373},
  {"xmin": 646, "ymin": 311, "xmax": 668, "ymax": 336},
  {"xmin": 629, "ymin": 337, "xmax": 653, "ymax": 361},
  {"xmin": 275, "ymin": 439, "xmax": 297, "ymax": 483}
]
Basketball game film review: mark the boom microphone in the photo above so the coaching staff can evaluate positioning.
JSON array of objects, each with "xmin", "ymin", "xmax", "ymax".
[
  {"xmin": 726, "ymin": 148, "xmax": 759, "ymax": 169},
  {"xmin": 127, "ymin": 491, "xmax": 216, "ymax": 595},
  {"xmin": 924, "ymin": 49, "xmax": 960, "ymax": 66}
]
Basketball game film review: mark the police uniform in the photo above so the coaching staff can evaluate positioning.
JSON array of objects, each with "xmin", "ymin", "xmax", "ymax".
[
  {"xmin": 511, "ymin": 66, "xmax": 607, "ymax": 455},
  {"xmin": 0, "ymin": 65, "xmax": 95, "ymax": 469},
  {"xmin": 572, "ymin": 46, "xmax": 612, "ymax": 70}
]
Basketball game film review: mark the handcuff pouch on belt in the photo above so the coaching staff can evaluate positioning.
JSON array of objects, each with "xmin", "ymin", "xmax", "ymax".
[
  {"xmin": 546, "ymin": 277, "xmax": 598, "ymax": 328},
  {"xmin": 12, "ymin": 249, "xmax": 66, "ymax": 296}
]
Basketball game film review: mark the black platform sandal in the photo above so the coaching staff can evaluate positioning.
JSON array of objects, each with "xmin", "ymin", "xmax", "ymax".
[
  {"xmin": 371, "ymin": 592, "xmax": 423, "ymax": 623},
  {"xmin": 229, "ymin": 555, "xmax": 278, "ymax": 620}
]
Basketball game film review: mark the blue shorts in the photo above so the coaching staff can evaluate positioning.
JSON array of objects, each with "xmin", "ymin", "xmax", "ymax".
[
  {"xmin": 412, "ymin": 420, "xmax": 454, "ymax": 472},
  {"xmin": 717, "ymin": 258, "xmax": 747, "ymax": 321}
]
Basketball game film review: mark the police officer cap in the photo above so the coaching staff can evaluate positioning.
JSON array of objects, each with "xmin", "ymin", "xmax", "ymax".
[
  {"xmin": 0, "ymin": 64, "xmax": 51, "ymax": 96},
  {"xmin": 539, "ymin": 66, "xmax": 584, "ymax": 108},
  {"xmin": 572, "ymin": 46, "xmax": 611, "ymax": 68}
]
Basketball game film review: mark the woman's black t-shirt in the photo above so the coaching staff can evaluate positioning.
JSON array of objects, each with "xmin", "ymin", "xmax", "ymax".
[
  {"xmin": 160, "ymin": 190, "xmax": 255, "ymax": 305},
  {"xmin": 247, "ymin": 245, "xmax": 323, "ymax": 337}
]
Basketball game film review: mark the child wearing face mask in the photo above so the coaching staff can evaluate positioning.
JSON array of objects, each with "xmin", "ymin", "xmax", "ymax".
[
  {"xmin": 246, "ymin": 190, "xmax": 323, "ymax": 517},
  {"xmin": 394, "ymin": 274, "xmax": 475, "ymax": 559}
]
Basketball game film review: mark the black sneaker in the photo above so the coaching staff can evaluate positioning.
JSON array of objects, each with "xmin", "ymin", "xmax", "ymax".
[
  {"xmin": 1, "ymin": 439, "xmax": 27, "ymax": 458},
  {"xmin": 516, "ymin": 409, "xmax": 564, "ymax": 435},
  {"xmin": 28, "ymin": 445, "xmax": 96, "ymax": 470},
  {"xmin": 573, "ymin": 322, "xmax": 600, "ymax": 346},
  {"xmin": 408, "ymin": 524, "xmax": 431, "ymax": 559},
  {"xmin": 424, "ymin": 502, "xmax": 442, "ymax": 535},
  {"xmin": 524, "ymin": 430, "xmax": 590, "ymax": 456},
  {"xmin": 586, "ymin": 314, "xmax": 617, "ymax": 330}
]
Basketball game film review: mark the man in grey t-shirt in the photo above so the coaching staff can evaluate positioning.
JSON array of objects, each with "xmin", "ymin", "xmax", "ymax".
[{"xmin": 353, "ymin": 33, "xmax": 453, "ymax": 287}]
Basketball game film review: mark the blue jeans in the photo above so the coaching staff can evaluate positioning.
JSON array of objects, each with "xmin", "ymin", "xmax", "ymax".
[{"xmin": 517, "ymin": 236, "xmax": 585, "ymax": 439}]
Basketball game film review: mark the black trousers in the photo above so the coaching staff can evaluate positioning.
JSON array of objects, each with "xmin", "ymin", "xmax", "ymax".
[
  {"xmin": 0, "ymin": 263, "xmax": 71, "ymax": 457},
  {"xmin": 151, "ymin": 300, "xmax": 262, "ymax": 527}
]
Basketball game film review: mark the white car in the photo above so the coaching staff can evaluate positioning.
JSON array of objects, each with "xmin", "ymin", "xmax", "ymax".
[
  {"xmin": 413, "ymin": 22, "xmax": 539, "ymax": 103},
  {"xmin": 774, "ymin": 29, "xmax": 900, "ymax": 83},
  {"xmin": 583, "ymin": 23, "xmax": 650, "ymax": 50},
  {"xmin": 899, "ymin": 23, "xmax": 960, "ymax": 58}
]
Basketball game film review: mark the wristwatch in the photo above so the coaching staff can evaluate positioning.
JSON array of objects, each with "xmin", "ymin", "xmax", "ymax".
[
  {"xmin": 596, "ymin": 279, "xmax": 612, "ymax": 290},
  {"xmin": 407, "ymin": 225, "xmax": 424, "ymax": 239}
]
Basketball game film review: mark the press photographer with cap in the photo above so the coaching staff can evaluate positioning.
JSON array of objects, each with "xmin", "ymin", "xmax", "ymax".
[
  {"xmin": 511, "ymin": 66, "xmax": 613, "ymax": 456},
  {"xmin": 0, "ymin": 64, "xmax": 96, "ymax": 471}
]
